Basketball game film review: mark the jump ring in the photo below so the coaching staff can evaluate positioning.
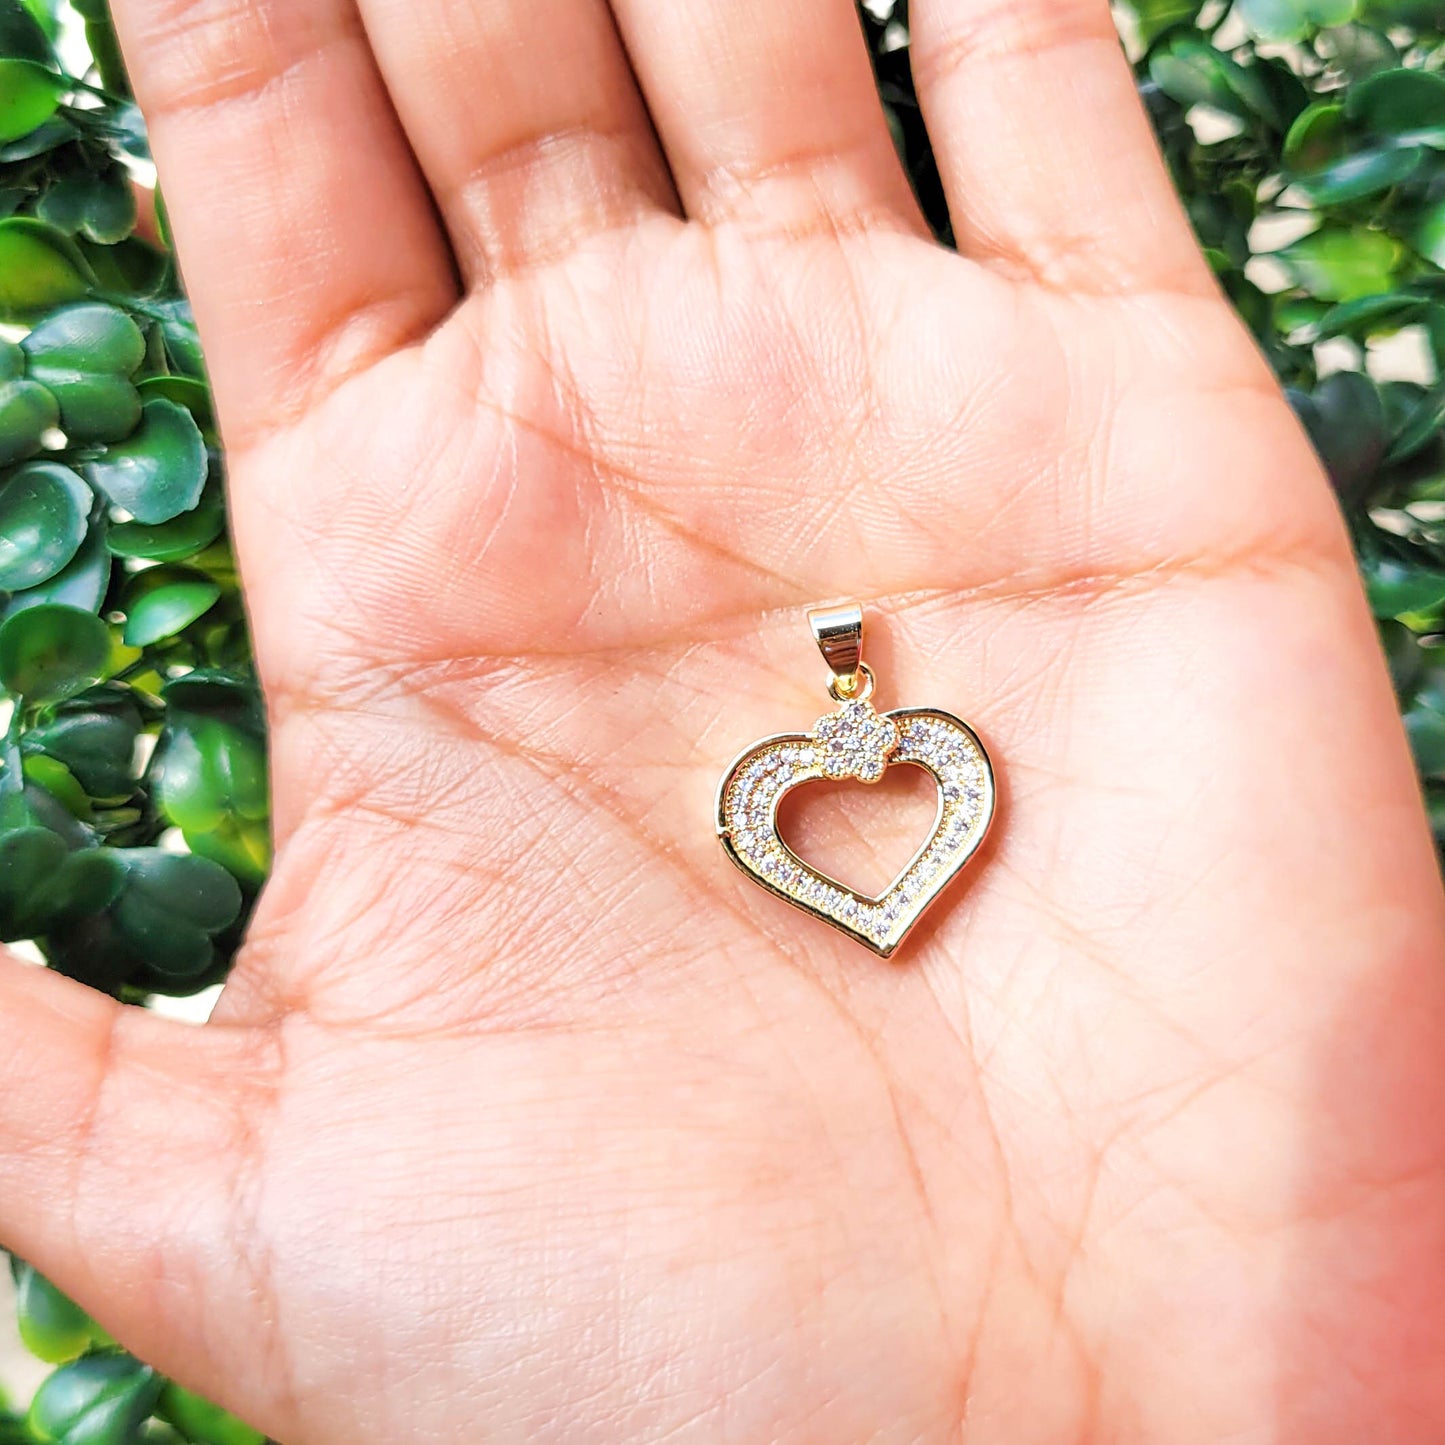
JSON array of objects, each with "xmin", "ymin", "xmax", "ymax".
[{"xmin": 828, "ymin": 662, "xmax": 876, "ymax": 704}]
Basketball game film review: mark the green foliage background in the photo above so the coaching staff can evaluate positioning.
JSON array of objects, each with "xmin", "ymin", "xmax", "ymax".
[{"xmin": 0, "ymin": 0, "xmax": 1440, "ymax": 1438}]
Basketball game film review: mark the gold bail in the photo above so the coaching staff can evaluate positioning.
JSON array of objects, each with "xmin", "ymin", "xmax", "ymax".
[{"xmin": 808, "ymin": 601, "xmax": 864, "ymax": 695}]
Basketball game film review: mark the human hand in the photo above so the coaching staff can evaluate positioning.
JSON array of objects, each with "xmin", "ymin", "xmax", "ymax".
[{"xmin": 4, "ymin": 1, "xmax": 1444, "ymax": 1440}]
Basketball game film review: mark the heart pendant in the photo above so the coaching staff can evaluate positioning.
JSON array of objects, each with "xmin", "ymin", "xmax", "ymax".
[{"xmin": 716, "ymin": 604, "xmax": 996, "ymax": 957}]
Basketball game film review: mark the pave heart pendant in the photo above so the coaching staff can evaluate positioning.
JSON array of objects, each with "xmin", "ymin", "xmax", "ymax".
[{"xmin": 716, "ymin": 603, "xmax": 996, "ymax": 957}]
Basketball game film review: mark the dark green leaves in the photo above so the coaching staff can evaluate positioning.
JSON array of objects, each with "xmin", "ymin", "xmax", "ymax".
[
  {"xmin": 35, "ymin": 163, "xmax": 136, "ymax": 244},
  {"xmin": 0, "ymin": 828, "xmax": 121, "ymax": 941},
  {"xmin": 6, "ymin": 515, "xmax": 110, "ymax": 615},
  {"xmin": 28, "ymin": 1353, "xmax": 163, "ymax": 1445},
  {"xmin": 84, "ymin": 397, "xmax": 206, "ymax": 523},
  {"xmin": 23, "ymin": 686, "xmax": 142, "ymax": 798},
  {"xmin": 1348, "ymin": 67, "xmax": 1445, "ymax": 148},
  {"xmin": 0, "ymin": 461, "xmax": 90, "ymax": 590},
  {"xmin": 23, "ymin": 303, "xmax": 144, "ymax": 440},
  {"xmin": 1290, "ymin": 142, "xmax": 1424, "ymax": 205},
  {"xmin": 1290, "ymin": 371, "xmax": 1390, "ymax": 503},
  {"xmin": 0, "ymin": 0, "xmax": 55, "ymax": 64},
  {"xmin": 108, "ymin": 848, "xmax": 242, "ymax": 980},
  {"xmin": 1149, "ymin": 37, "xmax": 1274, "ymax": 124},
  {"xmin": 0, "ymin": 603, "xmax": 109, "ymax": 700},
  {"xmin": 0, "ymin": 336, "xmax": 56, "ymax": 464},
  {"xmin": 108, "ymin": 493, "xmax": 222, "ymax": 561},
  {"xmin": 1283, "ymin": 102, "xmax": 1345, "ymax": 171},
  {"xmin": 140, "ymin": 298, "xmax": 205, "ymax": 380},
  {"xmin": 1403, "ymin": 660, "xmax": 1445, "ymax": 783}
]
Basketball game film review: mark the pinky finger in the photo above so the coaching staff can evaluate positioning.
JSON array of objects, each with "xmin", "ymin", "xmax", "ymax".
[{"xmin": 910, "ymin": 0, "xmax": 1213, "ymax": 296}]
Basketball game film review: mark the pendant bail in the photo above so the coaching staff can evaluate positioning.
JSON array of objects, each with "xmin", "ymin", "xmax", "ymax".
[{"xmin": 808, "ymin": 601, "xmax": 865, "ymax": 696}]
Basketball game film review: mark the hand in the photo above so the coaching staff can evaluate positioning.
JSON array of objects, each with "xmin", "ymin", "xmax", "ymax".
[{"xmin": 4, "ymin": 1, "xmax": 1444, "ymax": 1440}]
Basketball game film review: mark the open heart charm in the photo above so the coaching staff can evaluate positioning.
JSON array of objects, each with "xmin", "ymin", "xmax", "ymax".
[{"xmin": 716, "ymin": 605, "xmax": 996, "ymax": 957}]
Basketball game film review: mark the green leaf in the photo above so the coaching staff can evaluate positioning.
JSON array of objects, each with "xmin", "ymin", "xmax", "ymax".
[
  {"xmin": 1127, "ymin": 0, "xmax": 1206, "ymax": 45},
  {"xmin": 121, "ymin": 564, "xmax": 220, "ymax": 646},
  {"xmin": 1291, "ymin": 143, "xmax": 1425, "ymax": 205},
  {"xmin": 35, "ymin": 166, "xmax": 136, "ymax": 245},
  {"xmin": 0, "ymin": 57, "xmax": 61, "ymax": 143},
  {"xmin": 141, "ymin": 299, "xmax": 205, "ymax": 380},
  {"xmin": 1149, "ymin": 37, "xmax": 1274, "ymax": 123},
  {"xmin": 24, "ymin": 752, "xmax": 91, "ymax": 818},
  {"xmin": 84, "ymin": 397, "xmax": 206, "ymax": 524},
  {"xmin": 1291, "ymin": 370, "xmax": 1389, "ymax": 504},
  {"xmin": 3, "ymin": 516, "xmax": 110, "ymax": 617},
  {"xmin": 1406, "ymin": 701, "xmax": 1445, "ymax": 779},
  {"xmin": 23, "ymin": 303, "xmax": 144, "ymax": 442},
  {"xmin": 1274, "ymin": 224, "xmax": 1403, "ymax": 300},
  {"xmin": 0, "ymin": 602, "xmax": 109, "ymax": 700},
  {"xmin": 1237, "ymin": 0, "xmax": 1357, "ymax": 40},
  {"xmin": 1283, "ymin": 102, "xmax": 1345, "ymax": 172},
  {"xmin": 1386, "ymin": 379, "xmax": 1445, "ymax": 465},
  {"xmin": 1251, "ymin": 58, "xmax": 1310, "ymax": 134},
  {"xmin": 23, "ymin": 686, "xmax": 141, "ymax": 798},
  {"xmin": 0, "ymin": 374, "xmax": 57, "ymax": 465},
  {"xmin": 1413, "ymin": 196, "xmax": 1445, "ymax": 270},
  {"xmin": 0, "ymin": 461, "xmax": 91, "ymax": 590},
  {"xmin": 13, "ymin": 1263, "xmax": 101, "ymax": 1365},
  {"xmin": 0, "ymin": 0, "xmax": 54, "ymax": 63},
  {"xmin": 28, "ymin": 1353, "xmax": 162, "ymax": 1445},
  {"xmin": 1379, "ymin": 618, "xmax": 1423, "ymax": 695},
  {"xmin": 1363, "ymin": 556, "xmax": 1445, "ymax": 619},
  {"xmin": 107, "ymin": 500, "xmax": 222, "ymax": 561},
  {"xmin": 0, "ymin": 109, "xmax": 72, "ymax": 159},
  {"xmin": 110, "ymin": 848, "xmax": 242, "ymax": 979},
  {"xmin": 0, "ymin": 829, "xmax": 122, "ymax": 939},
  {"xmin": 153, "ymin": 684, "xmax": 270, "ymax": 883},
  {"xmin": 155, "ymin": 1387, "xmax": 263, "ymax": 1445},
  {"xmin": 1312, "ymin": 291, "xmax": 1428, "ymax": 339},
  {"xmin": 0, "ymin": 218, "xmax": 93, "ymax": 322},
  {"xmin": 135, "ymin": 374, "xmax": 213, "ymax": 436},
  {"xmin": 1348, "ymin": 68, "xmax": 1445, "ymax": 148}
]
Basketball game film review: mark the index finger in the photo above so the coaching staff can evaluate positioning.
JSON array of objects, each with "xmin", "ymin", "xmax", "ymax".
[{"xmin": 111, "ymin": 0, "xmax": 457, "ymax": 445}]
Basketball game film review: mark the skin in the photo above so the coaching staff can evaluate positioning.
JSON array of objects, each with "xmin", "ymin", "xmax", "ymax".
[{"xmin": 2, "ymin": 0, "xmax": 1444, "ymax": 1440}]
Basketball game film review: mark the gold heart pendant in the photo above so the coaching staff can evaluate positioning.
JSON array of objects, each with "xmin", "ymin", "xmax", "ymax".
[{"xmin": 716, "ymin": 603, "xmax": 996, "ymax": 957}]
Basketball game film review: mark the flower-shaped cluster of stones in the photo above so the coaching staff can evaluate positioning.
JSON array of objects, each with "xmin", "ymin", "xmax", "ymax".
[{"xmin": 812, "ymin": 698, "xmax": 900, "ymax": 783}]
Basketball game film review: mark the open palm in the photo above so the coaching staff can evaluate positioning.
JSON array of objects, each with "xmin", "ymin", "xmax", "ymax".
[{"xmin": 4, "ymin": 0, "xmax": 1445, "ymax": 1441}]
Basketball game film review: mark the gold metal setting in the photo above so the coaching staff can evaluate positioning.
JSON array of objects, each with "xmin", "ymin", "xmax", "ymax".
[{"xmin": 716, "ymin": 603, "xmax": 996, "ymax": 957}]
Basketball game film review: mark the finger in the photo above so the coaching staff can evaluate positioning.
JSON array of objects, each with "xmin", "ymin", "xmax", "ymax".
[
  {"xmin": 606, "ymin": 0, "xmax": 925, "ymax": 233},
  {"xmin": 110, "ymin": 0, "xmax": 457, "ymax": 441},
  {"xmin": 909, "ymin": 0, "xmax": 1213, "ymax": 294},
  {"xmin": 0, "ymin": 957, "xmax": 261, "ymax": 1385},
  {"xmin": 353, "ymin": 0, "xmax": 677, "ymax": 285}
]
